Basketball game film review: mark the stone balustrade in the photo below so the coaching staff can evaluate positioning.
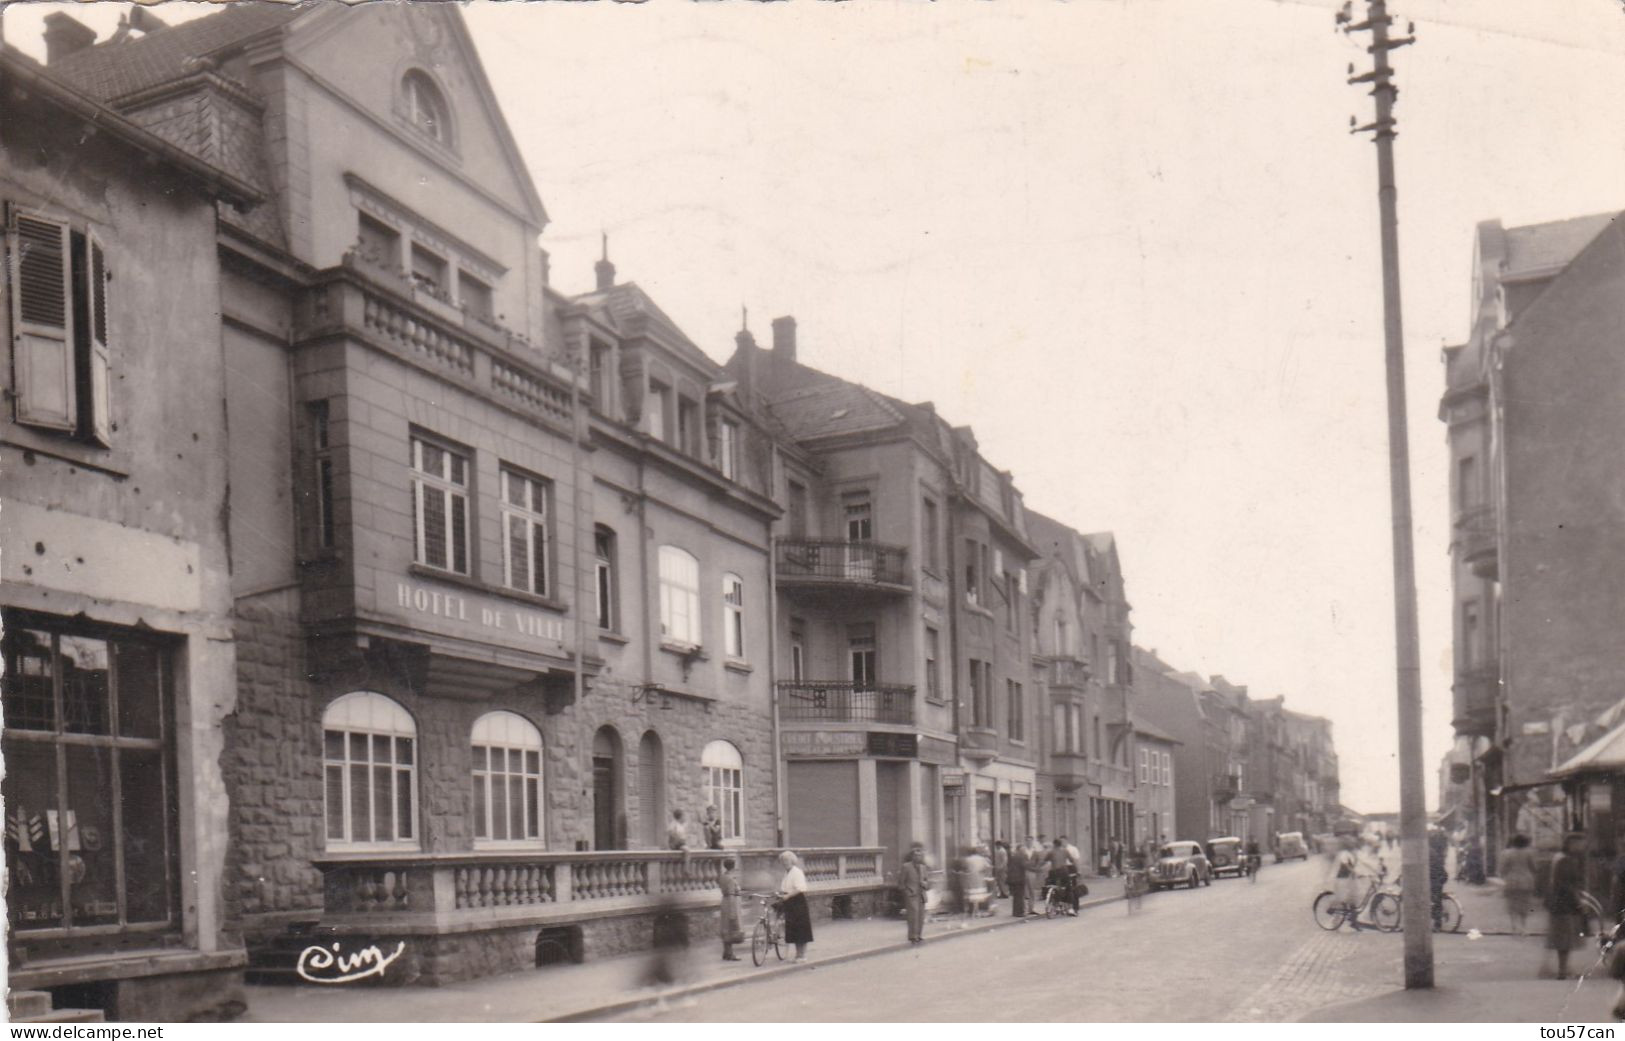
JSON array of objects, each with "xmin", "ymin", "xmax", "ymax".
[{"xmin": 311, "ymin": 847, "xmax": 885, "ymax": 934}]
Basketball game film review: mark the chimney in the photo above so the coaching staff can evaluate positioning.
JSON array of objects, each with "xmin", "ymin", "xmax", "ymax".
[
  {"xmin": 594, "ymin": 232, "xmax": 615, "ymax": 291},
  {"xmin": 735, "ymin": 326, "xmax": 758, "ymax": 400},
  {"xmin": 129, "ymin": 7, "xmax": 170, "ymax": 34},
  {"xmin": 44, "ymin": 13, "xmax": 97, "ymax": 64},
  {"xmin": 771, "ymin": 315, "xmax": 797, "ymax": 363}
]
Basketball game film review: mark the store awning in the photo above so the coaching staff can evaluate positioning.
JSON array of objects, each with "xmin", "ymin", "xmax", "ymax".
[{"xmin": 1549, "ymin": 718, "xmax": 1625, "ymax": 779}]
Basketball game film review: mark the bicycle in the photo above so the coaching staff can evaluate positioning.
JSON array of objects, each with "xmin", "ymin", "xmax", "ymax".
[
  {"xmin": 1365, "ymin": 876, "xmax": 1462, "ymax": 935},
  {"xmin": 1312, "ymin": 873, "xmax": 1393, "ymax": 932},
  {"xmin": 747, "ymin": 892, "xmax": 785, "ymax": 966},
  {"xmin": 1040, "ymin": 874, "xmax": 1077, "ymax": 918},
  {"xmin": 1245, "ymin": 854, "xmax": 1261, "ymax": 884}
]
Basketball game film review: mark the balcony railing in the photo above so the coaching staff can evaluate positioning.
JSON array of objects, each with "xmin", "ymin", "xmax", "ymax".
[
  {"xmin": 1454, "ymin": 504, "xmax": 1498, "ymax": 579},
  {"xmin": 777, "ymin": 681, "xmax": 915, "ymax": 725},
  {"xmin": 311, "ymin": 847, "xmax": 884, "ymax": 929},
  {"xmin": 775, "ymin": 538, "xmax": 909, "ymax": 589}
]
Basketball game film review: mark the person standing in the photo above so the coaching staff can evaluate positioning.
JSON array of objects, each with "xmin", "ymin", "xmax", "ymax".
[
  {"xmin": 777, "ymin": 850, "xmax": 814, "ymax": 963},
  {"xmin": 701, "ymin": 804, "xmax": 724, "ymax": 851},
  {"xmin": 899, "ymin": 846, "xmax": 931, "ymax": 944},
  {"xmin": 962, "ymin": 845, "xmax": 992, "ymax": 919},
  {"xmin": 1333, "ymin": 835, "xmax": 1364, "ymax": 926},
  {"xmin": 993, "ymin": 841, "xmax": 1011, "ymax": 900},
  {"xmin": 718, "ymin": 857, "xmax": 744, "ymax": 961},
  {"xmin": 1023, "ymin": 836, "xmax": 1046, "ymax": 914},
  {"xmin": 1046, "ymin": 838, "xmax": 1077, "ymax": 916},
  {"xmin": 1007, "ymin": 841, "xmax": 1031, "ymax": 918},
  {"xmin": 1546, "ymin": 833, "xmax": 1587, "ymax": 980},
  {"xmin": 1500, "ymin": 834, "xmax": 1538, "ymax": 936},
  {"xmin": 1427, "ymin": 828, "xmax": 1450, "ymax": 931},
  {"xmin": 668, "ymin": 808, "xmax": 690, "ymax": 851}
]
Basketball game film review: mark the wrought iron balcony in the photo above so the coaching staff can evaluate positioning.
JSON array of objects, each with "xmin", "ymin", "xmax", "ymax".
[
  {"xmin": 775, "ymin": 538, "xmax": 910, "ymax": 593},
  {"xmin": 776, "ymin": 681, "xmax": 916, "ymax": 725}
]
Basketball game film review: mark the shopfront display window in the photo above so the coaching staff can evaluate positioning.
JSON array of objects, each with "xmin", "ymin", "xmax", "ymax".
[{"xmin": 2, "ymin": 619, "xmax": 176, "ymax": 942}]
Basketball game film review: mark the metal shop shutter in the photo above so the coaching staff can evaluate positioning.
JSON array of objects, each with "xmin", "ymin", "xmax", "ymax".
[{"xmin": 787, "ymin": 760, "xmax": 860, "ymax": 848}]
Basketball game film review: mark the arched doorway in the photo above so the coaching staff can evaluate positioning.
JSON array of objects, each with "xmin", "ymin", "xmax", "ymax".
[
  {"xmin": 592, "ymin": 726, "xmax": 623, "ymax": 850},
  {"xmin": 638, "ymin": 730, "xmax": 666, "ymax": 848}
]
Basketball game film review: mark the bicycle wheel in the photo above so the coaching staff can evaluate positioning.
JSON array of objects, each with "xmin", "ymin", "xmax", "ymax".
[
  {"xmin": 772, "ymin": 921, "xmax": 785, "ymax": 961},
  {"xmin": 1045, "ymin": 888, "xmax": 1061, "ymax": 919},
  {"xmin": 1313, "ymin": 891, "xmax": 1346, "ymax": 931},
  {"xmin": 1371, "ymin": 892, "xmax": 1403, "ymax": 933},
  {"xmin": 751, "ymin": 920, "xmax": 770, "ymax": 966},
  {"xmin": 1438, "ymin": 894, "xmax": 1463, "ymax": 934}
]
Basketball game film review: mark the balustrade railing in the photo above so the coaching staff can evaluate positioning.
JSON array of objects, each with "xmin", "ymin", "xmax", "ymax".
[
  {"xmin": 312, "ymin": 847, "xmax": 886, "ymax": 925},
  {"xmin": 776, "ymin": 682, "xmax": 916, "ymax": 725},
  {"xmin": 775, "ymin": 538, "xmax": 909, "ymax": 587}
]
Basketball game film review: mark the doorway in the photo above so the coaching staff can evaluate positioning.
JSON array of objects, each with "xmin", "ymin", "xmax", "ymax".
[{"xmin": 592, "ymin": 726, "xmax": 623, "ymax": 850}]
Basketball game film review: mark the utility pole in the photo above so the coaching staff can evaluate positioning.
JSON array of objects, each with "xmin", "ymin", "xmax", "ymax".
[{"xmin": 1340, "ymin": 0, "xmax": 1433, "ymax": 990}]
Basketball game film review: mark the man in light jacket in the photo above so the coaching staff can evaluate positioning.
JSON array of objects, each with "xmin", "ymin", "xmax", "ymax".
[{"xmin": 899, "ymin": 845, "xmax": 931, "ymax": 943}]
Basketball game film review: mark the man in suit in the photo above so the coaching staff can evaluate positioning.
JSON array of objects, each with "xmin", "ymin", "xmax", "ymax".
[
  {"xmin": 899, "ymin": 845, "xmax": 931, "ymax": 944},
  {"xmin": 1007, "ymin": 841, "xmax": 1031, "ymax": 917}
]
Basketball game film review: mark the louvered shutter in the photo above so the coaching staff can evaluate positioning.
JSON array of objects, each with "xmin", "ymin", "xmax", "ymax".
[
  {"xmin": 85, "ymin": 232, "xmax": 111, "ymax": 446},
  {"xmin": 7, "ymin": 207, "xmax": 76, "ymax": 430}
]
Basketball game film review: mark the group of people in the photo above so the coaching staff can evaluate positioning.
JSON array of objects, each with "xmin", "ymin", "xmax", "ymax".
[{"xmin": 893, "ymin": 835, "xmax": 1089, "ymax": 942}]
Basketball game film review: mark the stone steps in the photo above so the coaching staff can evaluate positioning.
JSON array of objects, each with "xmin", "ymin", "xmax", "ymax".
[{"xmin": 6, "ymin": 991, "xmax": 105, "ymax": 1023}]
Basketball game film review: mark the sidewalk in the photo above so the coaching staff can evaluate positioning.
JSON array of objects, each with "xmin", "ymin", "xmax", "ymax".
[
  {"xmin": 1306, "ymin": 879, "xmax": 1620, "ymax": 1023},
  {"xmin": 241, "ymin": 877, "xmax": 1126, "ymax": 1022}
]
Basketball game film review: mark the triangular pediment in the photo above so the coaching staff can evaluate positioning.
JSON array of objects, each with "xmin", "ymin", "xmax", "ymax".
[{"xmin": 282, "ymin": 3, "xmax": 546, "ymax": 229}]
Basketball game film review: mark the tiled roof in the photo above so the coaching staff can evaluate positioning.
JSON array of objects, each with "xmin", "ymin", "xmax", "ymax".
[
  {"xmin": 1131, "ymin": 718, "xmax": 1181, "ymax": 745},
  {"xmin": 1502, "ymin": 212, "xmax": 1616, "ymax": 281},
  {"xmin": 765, "ymin": 379, "xmax": 904, "ymax": 441},
  {"xmin": 46, "ymin": 3, "xmax": 301, "ymax": 103}
]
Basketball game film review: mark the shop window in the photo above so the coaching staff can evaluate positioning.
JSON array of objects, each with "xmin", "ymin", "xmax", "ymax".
[
  {"xmin": 501, "ymin": 468, "xmax": 551, "ymax": 597},
  {"xmin": 3, "ymin": 620, "xmax": 175, "ymax": 938},
  {"xmin": 658, "ymin": 545, "xmax": 700, "ymax": 646},
  {"xmin": 472, "ymin": 712, "xmax": 544, "ymax": 846},
  {"xmin": 701, "ymin": 740, "xmax": 744, "ymax": 843},
  {"xmin": 411, "ymin": 434, "xmax": 470, "ymax": 575},
  {"xmin": 322, "ymin": 692, "xmax": 417, "ymax": 849},
  {"xmin": 6, "ymin": 206, "xmax": 111, "ymax": 444}
]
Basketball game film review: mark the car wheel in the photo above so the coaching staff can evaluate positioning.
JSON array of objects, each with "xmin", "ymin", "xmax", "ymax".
[{"xmin": 1186, "ymin": 871, "xmax": 1198, "ymax": 890}]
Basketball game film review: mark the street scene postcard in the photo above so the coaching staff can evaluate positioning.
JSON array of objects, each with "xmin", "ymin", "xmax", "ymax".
[{"xmin": 2, "ymin": 0, "xmax": 1624, "ymax": 1030}]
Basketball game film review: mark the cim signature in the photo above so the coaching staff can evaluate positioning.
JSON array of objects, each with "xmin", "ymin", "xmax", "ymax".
[{"xmin": 295, "ymin": 940, "xmax": 407, "ymax": 984}]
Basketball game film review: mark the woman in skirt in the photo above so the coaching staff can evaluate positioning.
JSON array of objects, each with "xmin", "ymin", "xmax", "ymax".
[
  {"xmin": 1546, "ymin": 832, "xmax": 1587, "ymax": 980},
  {"xmin": 777, "ymin": 850, "xmax": 814, "ymax": 962},
  {"xmin": 718, "ymin": 857, "xmax": 745, "ymax": 961}
]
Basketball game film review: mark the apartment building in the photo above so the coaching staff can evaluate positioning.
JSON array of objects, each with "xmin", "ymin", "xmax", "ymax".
[
  {"xmin": 1440, "ymin": 210, "xmax": 1625, "ymax": 881},
  {"xmin": 1131, "ymin": 649, "xmax": 1212, "ymax": 843},
  {"xmin": 1, "ymin": 41, "xmax": 263, "ymax": 1020}
]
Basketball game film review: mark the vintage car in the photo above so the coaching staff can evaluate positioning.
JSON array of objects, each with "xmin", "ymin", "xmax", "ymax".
[
  {"xmin": 1150, "ymin": 840, "xmax": 1212, "ymax": 890},
  {"xmin": 1207, "ymin": 836, "xmax": 1246, "ymax": 878},
  {"xmin": 1276, "ymin": 831, "xmax": 1310, "ymax": 862}
]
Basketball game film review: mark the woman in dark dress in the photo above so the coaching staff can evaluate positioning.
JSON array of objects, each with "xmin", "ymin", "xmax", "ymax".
[
  {"xmin": 777, "ymin": 850, "xmax": 813, "ymax": 963},
  {"xmin": 1547, "ymin": 833, "xmax": 1587, "ymax": 980}
]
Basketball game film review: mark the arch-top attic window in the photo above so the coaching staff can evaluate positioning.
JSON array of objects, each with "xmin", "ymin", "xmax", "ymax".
[{"xmin": 403, "ymin": 70, "xmax": 451, "ymax": 146}]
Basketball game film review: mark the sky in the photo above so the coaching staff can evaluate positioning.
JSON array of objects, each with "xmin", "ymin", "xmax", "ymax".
[{"xmin": 7, "ymin": 0, "xmax": 1624, "ymax": 816}]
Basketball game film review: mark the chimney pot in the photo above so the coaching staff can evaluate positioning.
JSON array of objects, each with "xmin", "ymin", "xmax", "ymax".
[
  {"xmin": 44, "ymin": 13, "xmax": 97, "ymax": 64},
  {"xmin": 594, "ymin": 233, "xmax": 615, "ymax": 291},
  {"xmin": 771, "ymin": 316, "xmax": 797, "ymax": 362}
]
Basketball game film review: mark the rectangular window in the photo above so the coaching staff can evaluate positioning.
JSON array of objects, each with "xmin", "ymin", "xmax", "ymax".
[
  {"xmin": 589, "ymin": 341, "xmax": 611, "ymax": 408},
  {"xmin": 7, "ymin": 207, "xmax": 111, "ymax": 443},
  {"xmin": 411, "ymin": 435, "xmax": 470, "ymax": 575},
  {"xmin": 718, "ymin": 418, "xmax": 740, "ymax": 480},
  {"xmin": 849, "ymin": 623, "xmax": 877, "ymax": 689},
  {"xmin": 1007, "ymin": 680, "xmax": 1024, "ymax": 741},
  {"xmin": 1053, "ymin": 703, "xmax": 1067, "ymax": 754},
  {"xmin": 1138, "ymin": 748, "xmax": 1148, "ymax": 783},
  {"xmin": 324, "ymin": 725, "xmax": 415, "ymax": 847},
  {"xmin": 922, "ymin": 497, "xmax": 939, "ymax": 570},
  {"xmin": 677, "ymin": 397, "xmax": 699, "ymax": 456},
  {"xmin": 356, "ymin": 212, "xmax": 401, "ymax": 267},
  {"xmin": 969, "ymin": 659, "xmax": 989, "ymax": 727},
  {"xmin": 658, "ymin": 545, "xmax": 701, "ymax": 646},
  {"xmin": 310, "ymin": 401, "xmax": 335, "ymax": 550},
  {"xmin": 594, "ymin": 527, "xmax": 617, "ymax": 631},
  {"xmin": 789, "ymin": 618, "xmax": 806, "ymax": 682},
  {"xmin": 965, "ymin": 539, "xmax": 981, "ymax": 606},
  {"xmin": 844, "ymin": 495, "xmax": 873, "ymax": 541},
  {"xmin": 410, "ymin": 243, "xmax": 448, "ymax": 298},
  {"xmin": 1070, "ymin": 705, "xmax": 1083, "ymax": 755},
  {"xmin": 458, "ymin": 270, "xmax": 494, "ymax": 323},
  {"xmin": 1457, "ymin": 455, "xmax": 1478, "ymax": 509},
  {"xmin": 1092, "ymin": 716, "xmax": 1102, "ymax": 760},
  {"xmin": 500, "ymin": 469, "xmax": 550, "ymax": 596},
  {"xmin": 787, "ymin": 481, "xmax": 808, "ymax": 538},
  {"xmin": 924, "ymin": 626, "xmax": 941, "ymax": 702},
  {"xmin": 1107, "ymin": 641, "xmax": 1121, "ymax": 686},
  {"xmin": 1163, "ymin": 753, "xmax": 1172, "ymax": 787},
  {"xmin": 1003, "ymin": 570, "xmax": 1019, "ymax": 631},
  {"xmin": 3, "ymin": 621, "xmax": 177, "ymax": 937},
  {"xmin": 723, "ymin": 573, "xmax": 746, "ymax": 660},
  {"xmin": 472, "ymin": 743, "xmax": 542, "ymax": 844},
  {"xmin": 646, "ymin": 381, "xmax": 668, "ymax": 442}
]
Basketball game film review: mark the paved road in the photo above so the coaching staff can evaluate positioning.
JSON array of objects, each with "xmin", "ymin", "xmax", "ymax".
[{"xmin": 605, "ymin": 858, "xmax": 1389, "ymax": 1022}]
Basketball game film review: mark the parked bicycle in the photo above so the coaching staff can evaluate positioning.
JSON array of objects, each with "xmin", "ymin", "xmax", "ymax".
[
  {"xmin": 746, "ymin": 892, "xmax": 784, "ymax": 966},
  {"xmin": 1312, "ymin": 870, "xmax": 1398, "ymax": 932},
  {"xmin": 1363, "ymin": 875, "xmax": 1462, "ymax": 934}
]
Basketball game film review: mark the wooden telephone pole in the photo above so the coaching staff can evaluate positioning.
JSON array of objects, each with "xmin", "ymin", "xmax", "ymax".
[{"xmin": 1340, "ymin": 0, "xmax": 1434, "ymax": 989}]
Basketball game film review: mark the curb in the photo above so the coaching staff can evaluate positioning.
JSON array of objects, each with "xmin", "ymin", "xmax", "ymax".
[{"xmin": 548, "ymin": 890, "xmax": 1124, "ymax": 1022}]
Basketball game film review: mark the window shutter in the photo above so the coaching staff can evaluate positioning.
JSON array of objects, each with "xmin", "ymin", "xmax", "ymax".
[
  {"xmin": 85, "ymin": 232, "xmax": 111, "ymax": 446},
  {"xmin": 7, "ymin": 206, "xmax": 76, "ymax": 430}
]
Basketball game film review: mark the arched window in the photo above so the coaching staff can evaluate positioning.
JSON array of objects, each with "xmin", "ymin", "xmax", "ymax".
[
  {"xmin": 701, "ymin": 740, "xmax": 744, "ymax": 843},
  {"xmin": 472, "ymin": 711, "xmax": 544, "ymax": 846},
  {"xmin": 323, "ymin": 692, "xmax": 417, "ymax": 848},
  {"xmin": 658, "ymin": 545, "xmax": 700, "ymax": 646},
  {"xmin": 403, "ymin": 70, "xmax": 451, "ymax": 145}
]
